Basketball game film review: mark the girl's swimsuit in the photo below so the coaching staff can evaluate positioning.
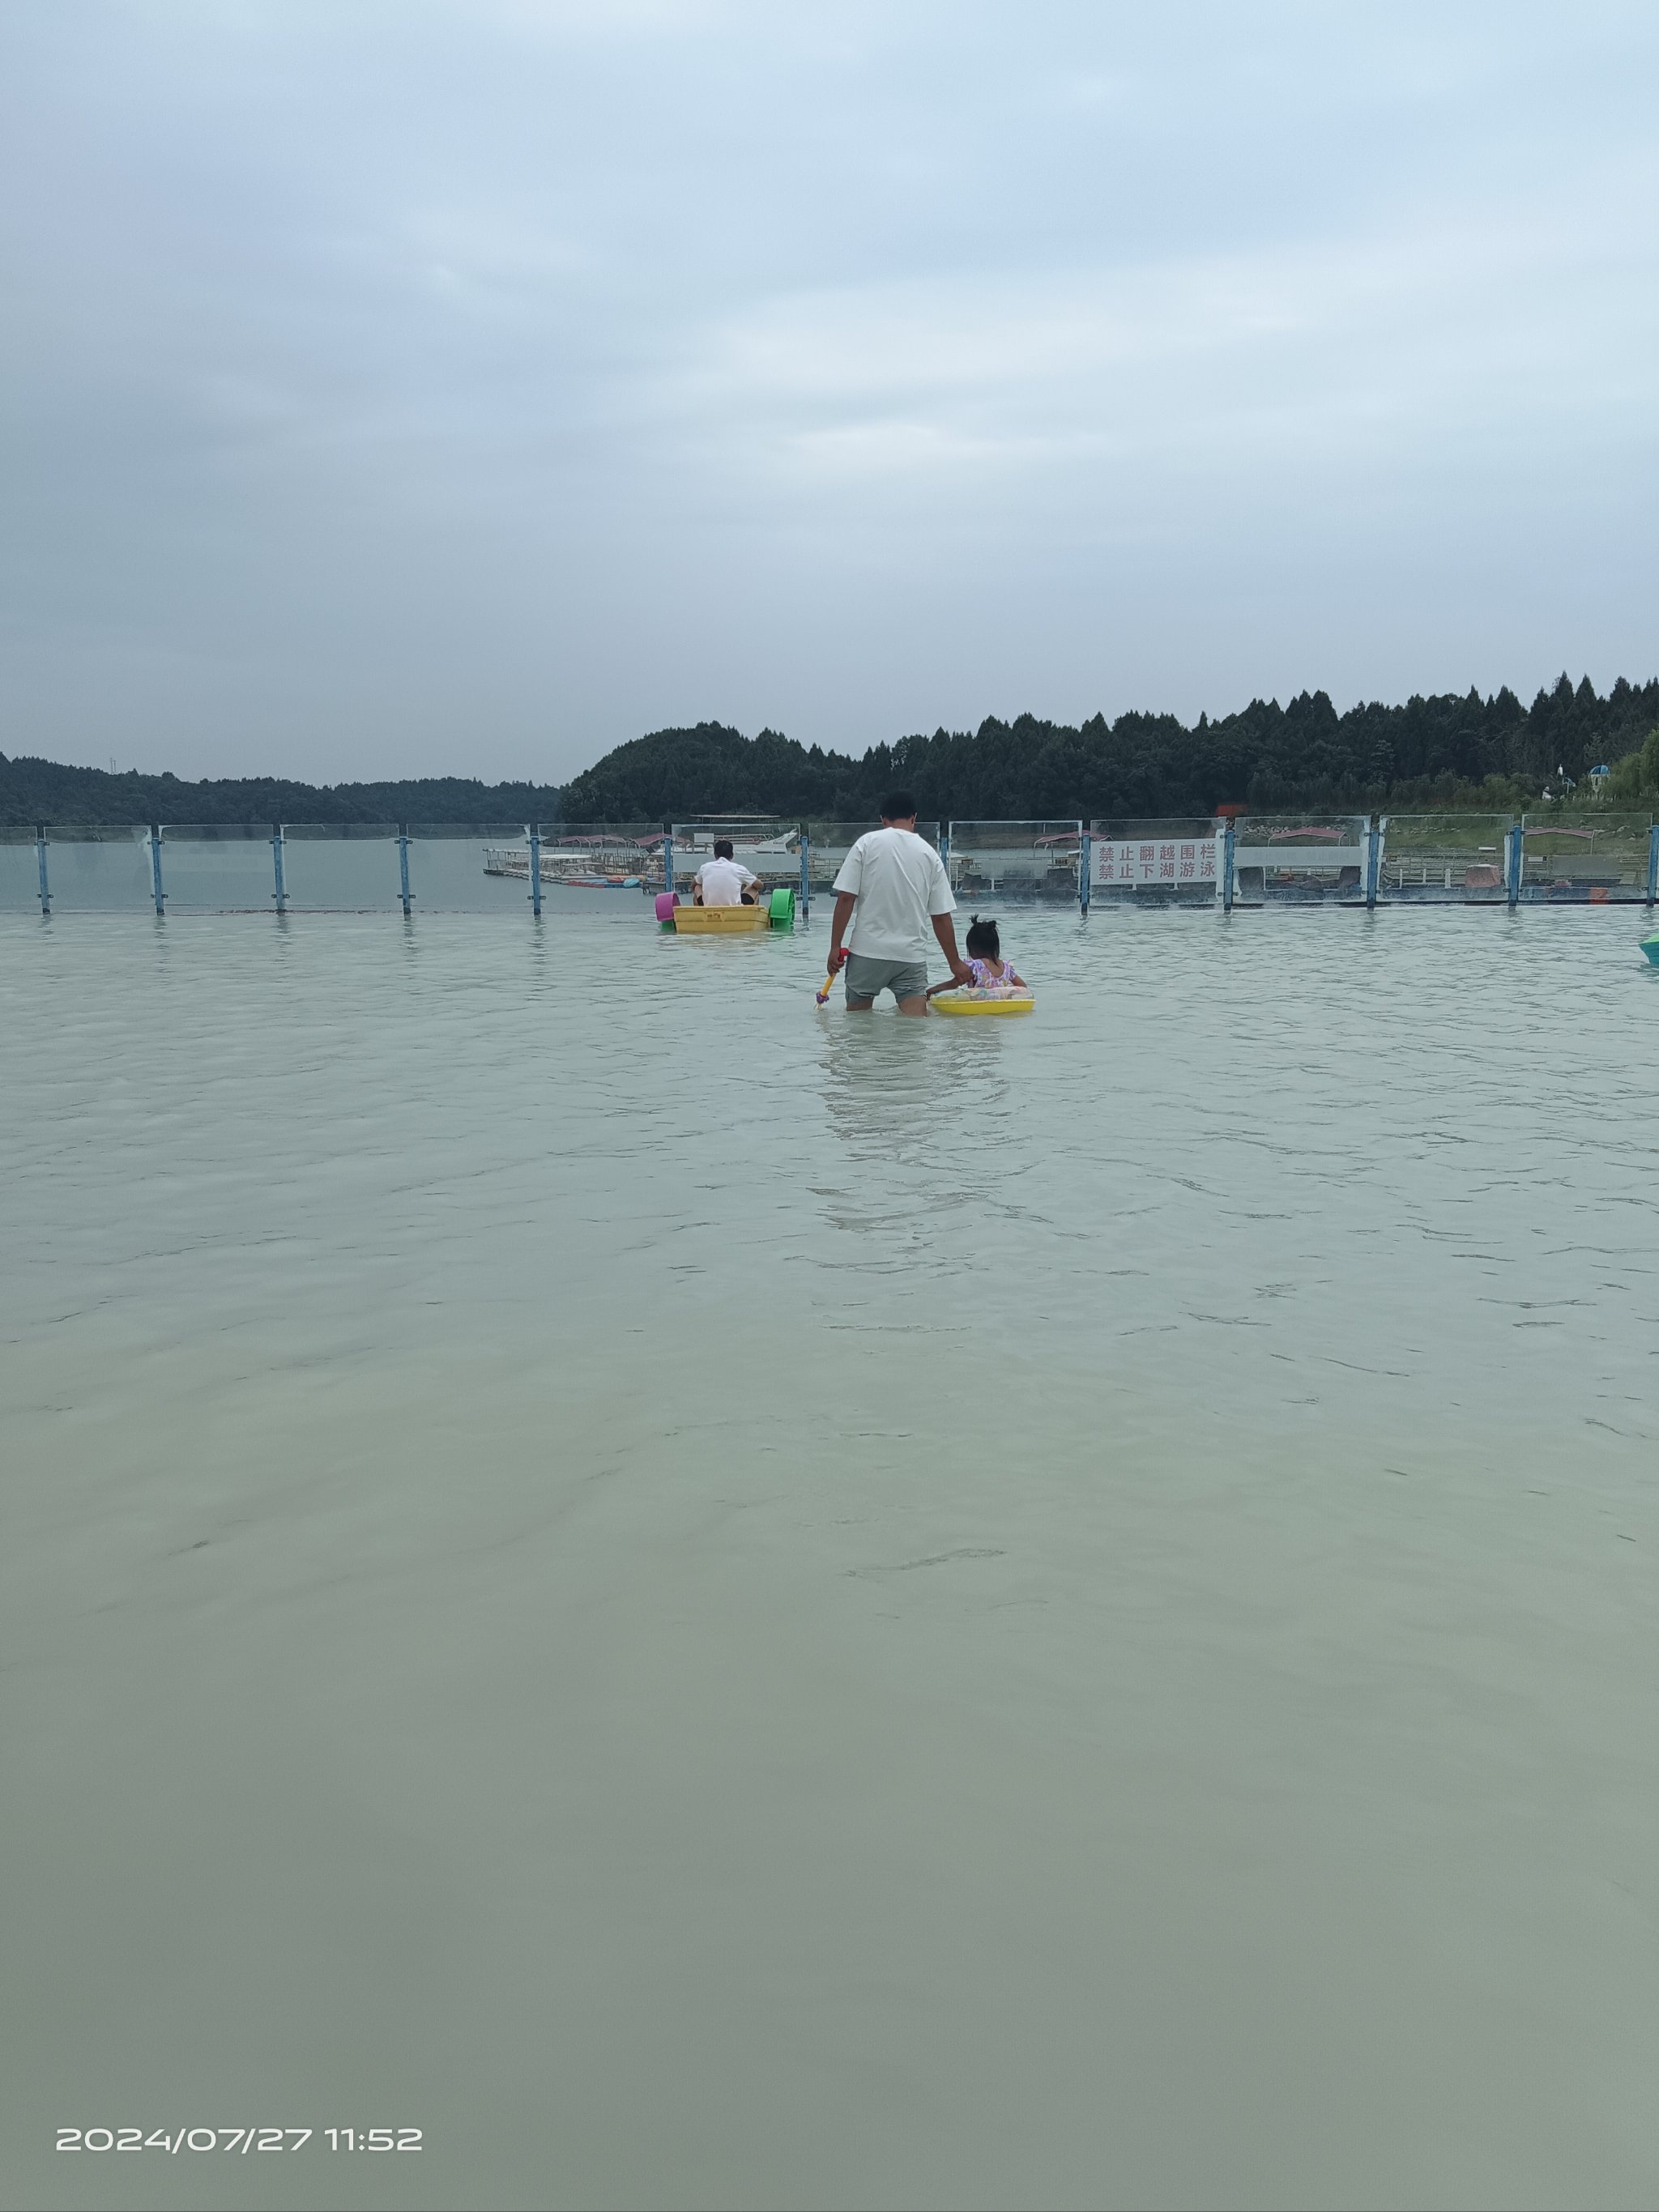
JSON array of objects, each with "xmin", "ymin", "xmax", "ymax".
[{"xmin": 964, "ymin": 957, "xmax": 1026, "ymax": 995}]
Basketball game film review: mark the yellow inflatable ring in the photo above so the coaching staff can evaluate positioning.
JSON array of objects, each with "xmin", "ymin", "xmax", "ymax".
[{"xmin": 930, "ymin": 991, "xmax": 1034, "ymax": 1016}]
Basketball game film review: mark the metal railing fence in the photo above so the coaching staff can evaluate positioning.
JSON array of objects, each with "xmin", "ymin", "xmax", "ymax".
[{"xmin": 4, "ymin": 814, "xmax": 1657, "ymax": 916}]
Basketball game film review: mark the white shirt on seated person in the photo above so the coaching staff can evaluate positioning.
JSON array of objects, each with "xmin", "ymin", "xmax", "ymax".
[{"xmin": 695, "ymin": 855, "xmax": 757, "ymax": 906}]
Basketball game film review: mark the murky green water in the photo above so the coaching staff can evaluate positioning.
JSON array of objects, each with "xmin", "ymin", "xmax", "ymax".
[{"xmin": 2, "ymin": 905, "xmax": 1657, "ymax": 2210}]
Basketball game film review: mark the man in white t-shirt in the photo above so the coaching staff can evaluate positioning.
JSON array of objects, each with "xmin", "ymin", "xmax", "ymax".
[
  {"xmin": 693, "ymin": 839, "xmax": 758, "ymax": 906},
  {"xmin": 827, "ymin": 791, "xmax": 971, "ymax": 1014}
]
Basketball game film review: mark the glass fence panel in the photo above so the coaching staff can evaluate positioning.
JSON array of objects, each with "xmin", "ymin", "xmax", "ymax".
[
  {"xmin": 1088, "ymin": 820, "xmax": 1217, "ymax": 901},
  {"xmin": 274, "ymin": 823, "xmax": 655, "ymax": 913},
  {"xmin": 277, "ymin": 822, "xmax": 403, "ymax": 910},
  {"xmin": 403, "ymin": 824, "xmax": 549, "ymax": 913},
  {"xmin": 946, "ymin": 820, "xmax": 1081, "ymax": 899},
  {"xmin": 0, "ymin": 827, "xmax": 46, "ymax": 912},
  {"xmin": 410, "ymin": 825, "xmax": 654, "ymax": 914},
  {"xmin": 552, "ymin": 820, "xmax": 668, "ymax": 903},
  {"xmin": 155, "ymin": 824, "xmax": 281, "ymax": 910},
  {"xmin": 1519, "ymin": 812, "xmax": 1656, "ymax": 901},
  {"xmin": 1378, "ymin": 815, "xmax": 1510, "ymax": 902},
  {"xmin": 1232, "ymin": 815, "xmax": 1368, "ymax": 904},
  {"xmin": 4, "ymin": 828, "xmax": 156, "ymax": 910}
]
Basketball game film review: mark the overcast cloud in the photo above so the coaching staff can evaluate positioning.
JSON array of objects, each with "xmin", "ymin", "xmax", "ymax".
[{"xmin": 2, "ymin": 1, "xmax": 1655, "ymax": 783}]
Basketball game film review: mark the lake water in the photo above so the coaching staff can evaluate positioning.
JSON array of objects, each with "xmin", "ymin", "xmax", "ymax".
[{"xmin": 2, "ymin": 901, "xmax": 1657, "ymax": 2211}]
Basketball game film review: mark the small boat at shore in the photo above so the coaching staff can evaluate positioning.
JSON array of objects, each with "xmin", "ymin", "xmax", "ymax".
[{"xmin": 483, "ymin": 844, "xmax": 645, "ymax": 889}]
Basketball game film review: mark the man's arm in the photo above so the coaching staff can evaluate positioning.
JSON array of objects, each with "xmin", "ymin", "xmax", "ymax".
[
  {"xmin": 828, "ymin": 889, "xmax": 857, "ymax": 967},
  {"xmin": 932, "ymin": 911, "xmax": 972, "ymax": 982}
]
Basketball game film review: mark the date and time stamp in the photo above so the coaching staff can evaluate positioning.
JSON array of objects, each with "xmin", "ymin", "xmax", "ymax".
[{"xmin": 58, "ymin": 2127, "xmax": 421, "ymax": 2154}]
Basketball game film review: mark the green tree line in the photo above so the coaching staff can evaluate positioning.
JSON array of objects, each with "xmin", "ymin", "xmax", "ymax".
[
  {"xmin": 1605, "ymin": 726, "xmax": 1659, "ymax": 803},
  {"xmin": 0, "ymin": 762, "xmax": 565, "ymax": 830},
  {"xmin": 561, "ymin": 675, "xmax": 1659, "ymax": 823},
  {"xmin": 5, "ymin": 672, "xmax": 1657, "ymax": 829}
]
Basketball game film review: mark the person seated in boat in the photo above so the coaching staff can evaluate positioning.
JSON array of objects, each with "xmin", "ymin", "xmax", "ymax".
[
  {"xmin": 693, "ymin": 839, "xmax": 760, "ymax": 906},
  {"xmin": 957, "ymin": 914, "xmax": 1027, "ymax": 992}
]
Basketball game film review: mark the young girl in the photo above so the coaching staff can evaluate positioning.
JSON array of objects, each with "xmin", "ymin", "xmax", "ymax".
[{"xmin": 939, "ymin": 914, "xmax": 1028, "ymax": 996}]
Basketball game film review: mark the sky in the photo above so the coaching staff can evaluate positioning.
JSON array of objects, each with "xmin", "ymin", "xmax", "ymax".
[{"xmin": 2, "ymin": 1, "xmax": 1656, "ymax": 786}]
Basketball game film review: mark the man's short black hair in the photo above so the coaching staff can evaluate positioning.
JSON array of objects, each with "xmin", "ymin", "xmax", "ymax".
[
  {"xmin": 880, "ymin": 790, "xmax": 917, "ymax": 821},
  {"xmin": 714, "ymin": 837, "xmax": 734, "ymax": 859}
]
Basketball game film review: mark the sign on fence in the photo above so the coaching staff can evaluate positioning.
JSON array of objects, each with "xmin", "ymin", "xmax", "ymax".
[{"xmin": 1091, "ymin": 835, "xmax": 1218, "ymax": 887}]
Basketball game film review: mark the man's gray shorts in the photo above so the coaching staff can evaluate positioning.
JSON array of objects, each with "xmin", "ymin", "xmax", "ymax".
[{"xmin": 844, "ymin": 953, "xmax": 929, "ymax": 1005}]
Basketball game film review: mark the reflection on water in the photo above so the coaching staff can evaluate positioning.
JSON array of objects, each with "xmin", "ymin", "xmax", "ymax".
[{"xmin": 2, "ymin": 906, "xmax": 1657, "ymax": 2212}]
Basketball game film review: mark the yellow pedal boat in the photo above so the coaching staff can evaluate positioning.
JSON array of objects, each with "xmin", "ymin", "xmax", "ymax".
[
  {"xmin": 671, "ymin": 903, "xmax": 773, "ymax": 933},
  {"xmin": 661, "ymin": 887, "xmax": 797, "ymax": 932}
]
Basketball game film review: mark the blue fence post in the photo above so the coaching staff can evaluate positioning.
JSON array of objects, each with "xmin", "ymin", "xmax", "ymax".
[
  {"xmin": 1365, "ymin": 812, "xmax": 1380, "ymax": 910},
  {"xmin": 1221, "ymin": 818, "xmax": 1235, "ymax": 914},
  {"xmin": 528, "ymin": 822, "xmax": 542, "ymax": 918},
  {"xmin": 663, "ymin": 825, "xmax": 675, "ymax": 902},
  {"xmin": 35, "ymin": 823, "xmax": 49, "ymax": 915},
  {"xmin": 148, "ymin": 823, "xmax": 166, "ymax": 915},
  {"xmin": 1648, "ymin": 822, "xmax": 1659, "ymax": 907},
  {"xmin": 1078, "ymin": 820, "xmax": 1091, "ymax": 914},
  {"xmin": 1504, "ymin": 821, "xmax": 1522, "ymax": 910},
  {"xmin": 799, "ymin": 825, "xmax": 810, "ymax": 922},
  {"xmin": 271, "ymin": 821, "xmax": 287, "ymax": 914},
  {"xmin": 398, "ymin": 823, "xmax": 412, "ymax": 917}
]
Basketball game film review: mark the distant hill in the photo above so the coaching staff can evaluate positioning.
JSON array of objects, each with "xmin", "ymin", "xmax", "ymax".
[
  {"xmin": 0, "ymin": 757, "xmax": 564, "ymax": 829},
  {"xmin": 7, "ymin": 672, "xmax": 1657, "ymax": 829},
  {"xmin": 561, "ymin": 678, "xmax": 1659, "ymax": 822}
]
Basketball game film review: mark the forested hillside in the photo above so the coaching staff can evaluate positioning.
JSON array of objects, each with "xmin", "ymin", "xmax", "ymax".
[
  {"xmin": 0, "ymin": 759, "xmax": 564, "ymax": 829},
  {"xmin": 6, "ymin": 673, "xmax": 1656, "ymax": 829},
  {"xmin": 561, "ymin": 675, "xmax": 1659, "ymax": 823}
]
